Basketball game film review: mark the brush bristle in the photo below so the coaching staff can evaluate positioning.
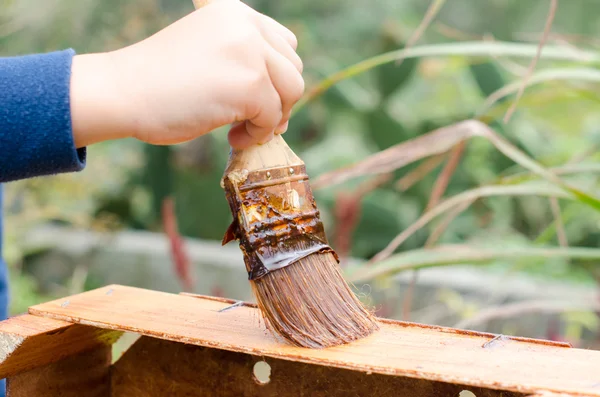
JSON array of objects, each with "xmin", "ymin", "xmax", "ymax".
[{"xmin": 250, "ymin": 252, "xmax": 379, "ymax": 348}]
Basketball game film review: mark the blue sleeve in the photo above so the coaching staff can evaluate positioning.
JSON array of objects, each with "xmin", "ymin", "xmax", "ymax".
[{"xmin": 0, "ymin": 49, "xmax": 86, "ymax": 183}]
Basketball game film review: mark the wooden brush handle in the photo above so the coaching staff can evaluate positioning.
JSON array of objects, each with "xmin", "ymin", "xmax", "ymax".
[
  {"xmin": 222, "ymin": 135, "xmax": 303, "ymax": 180},
  {"xmin": 191, "ymin": 0, "xmax": 303, "ymax": 180}
]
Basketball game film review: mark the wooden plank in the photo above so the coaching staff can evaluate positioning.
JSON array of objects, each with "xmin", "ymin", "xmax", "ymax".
[
  {"xmin": 0, "ymin": 314, "xmax": 122, "ymax": 378},
  {"xmin": 7, "ymin": 345, "xmax": 111, "ymax": 397},
  {"xmin": 28, "ymin": 285, "xmax": 600, "ymax": 396},
  {"xmin": 111, "ymin": 335, "xmax": 524, "ymax": 397}
]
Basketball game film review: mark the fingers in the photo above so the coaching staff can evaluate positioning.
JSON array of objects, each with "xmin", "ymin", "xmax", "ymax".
[
  {"xmin": 275, "ymin": 120, "xmax": 289, "ymax": 135},
  {"xmin": 242, "ymin": 76, "xmax": 283, "ymax": 146},
  {"xmin": 239, "ymin": 1, "xmax": 298, "ymax": 49},
  {"xmin": 257, "ymin": 19, "xmax": 303, "ymax": 136},
  {"xmin": 232, "ymin": 32, "xmax": 303, "ymax": 148},
  {"xmin": 223, "ymin": 5, "xmax": 304, "ymax": 148},
  {"xmin": 264, "ymin": 46, "xmax": 304, "ymax": 134},
  {"xmin": 229, "ymin": 48, "xmax": 302, "ymax": 149},
  {"xmin": 228, "ymin": 122, "xmax": 257, "ymax": 149},
  {"xmin": 259, "ymin": 26, "xmax": 303, "ymax": 74},
  {"xmin": 255, "ymin": 13, "xmax": 298, "ymax": 50}
]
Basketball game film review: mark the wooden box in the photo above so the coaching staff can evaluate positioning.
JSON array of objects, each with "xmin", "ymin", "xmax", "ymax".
[{"xmin": 0, "ymin": 285, "xmax": 599, "ymax": 396}]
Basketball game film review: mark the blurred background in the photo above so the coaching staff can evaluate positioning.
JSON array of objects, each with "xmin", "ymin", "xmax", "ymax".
[{"xmin": 2, "ymin": 0, "xmax": 600, "ymax": 350}]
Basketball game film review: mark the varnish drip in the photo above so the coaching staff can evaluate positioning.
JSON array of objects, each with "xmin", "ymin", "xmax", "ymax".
[{"xmin": 222, "ymin": 164, "xmax": 338, "ymax": 280}]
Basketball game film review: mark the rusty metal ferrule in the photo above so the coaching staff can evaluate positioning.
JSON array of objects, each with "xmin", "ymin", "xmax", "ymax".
[{"xmin": 222, "ymin": 164, "xmax": 338, "ymax": 280}]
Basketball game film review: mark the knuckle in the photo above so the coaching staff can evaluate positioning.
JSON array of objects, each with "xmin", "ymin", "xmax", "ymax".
[
  {"xmin": 226, "ymin": 17, "xmax": 261, "ymax": 48},
  {"xmin": 298, "ymin": 73, "xmax": 305, "ymax": 95},
  {"xmin": 290, "ymin": 74, "xmax": 305, "ymax": 102},
  {"xmin": 297, "ymin": 57, "xmax": 304, "ymax": 74},
  {"xmin": 239, "ymin": 27, "xmax": 262, "ymax": 49},
  {"xmin": 241, "ymin": 58, "xmax": 268, "ymax": 87},
  {"xmin": 242, "ymin": 92, "xmax": 261, "ymax": 119},
  {"xmin": 274, "ymin": 107, "xmax": 284, "ymax": 124},
  {"xmin": 267, "ymin": 95, "xmax": 284, "ymax": 125},
  {"xmin": 246, "ymin": 68, "xmax": 263, "ymax": 85},
  {"xmin": 289, "ymin": 32, "xmax": 298, "ymax": 49}
]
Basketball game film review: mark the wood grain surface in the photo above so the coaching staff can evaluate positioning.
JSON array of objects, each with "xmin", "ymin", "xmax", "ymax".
[
  {"xmin": 7, "ymin": 345, "xmax": 111, "ymax": 397},
  {"xmin": 27, "ymin": 284, "xmax": 600, "ymax": 396},
  {"xmin": 0, "ymin": 314, "xmax": 121, "ymax": 379},
  {"xmin": 111, "ymin": 335, "xmax": 525, "ymax": 397}
]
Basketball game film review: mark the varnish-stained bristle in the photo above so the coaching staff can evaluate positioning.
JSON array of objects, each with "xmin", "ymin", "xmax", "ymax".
[{"xmin": 250, "ymin": 252, "xmax": 379, "ymax": 349}]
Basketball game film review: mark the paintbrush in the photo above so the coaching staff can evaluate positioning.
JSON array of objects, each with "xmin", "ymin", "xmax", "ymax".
[{"xmin": 192, "ymin": 0, "xmax": 379, "ymax": 348}]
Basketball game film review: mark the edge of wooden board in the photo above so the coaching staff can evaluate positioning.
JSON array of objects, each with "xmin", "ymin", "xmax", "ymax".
[{"xmin": 178, "ymin": 291, "xmax": 571, "ymax": 349}]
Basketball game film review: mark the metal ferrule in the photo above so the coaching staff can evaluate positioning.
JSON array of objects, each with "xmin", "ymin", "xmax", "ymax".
[{"xmin": 222, "ymin": 164, "xmax": 338, "ymax": 280}]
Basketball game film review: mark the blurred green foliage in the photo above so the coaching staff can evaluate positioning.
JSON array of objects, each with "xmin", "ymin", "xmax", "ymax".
[{"xmin": 3, "ymin": 0, "xmax": 600, "ymax": 325}]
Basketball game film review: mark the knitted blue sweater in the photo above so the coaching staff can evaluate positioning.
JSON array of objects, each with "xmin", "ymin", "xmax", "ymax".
[{"xmin": 0, "ymin": 49, "xmax": 86, "ymax": 395}]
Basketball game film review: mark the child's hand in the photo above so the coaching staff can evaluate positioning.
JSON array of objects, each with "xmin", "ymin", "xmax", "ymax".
[{"xmin": 70, "ymin": 0, "xmax": 304, "ymax": 149}]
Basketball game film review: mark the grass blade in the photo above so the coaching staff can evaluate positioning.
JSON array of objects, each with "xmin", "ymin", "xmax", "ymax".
[
  {"xmin": 395, "ymin": 0, "xmax": 446, "ymax": 66},
  {"xmin": 370, "ymin": 182, "xmax": 571, "ymax": 263},
  {"xmin": 479, "ymin": 67, "xmax": 600, "ymax": 115},
  {"xmin": 498, "ymin": 163, "xmax": 600, "ymax": 185},
  {"xmin": 346, "ymin": 245, "xmax": 600, "ymax": 283},
  {"xmin": 454, "ymin": 299, "xmax": 600, "ymax": 330},
  {"xmin": 311, "ymin": 120, "xmax": 600, "ymax": 213},
  {"xmin": 502, "ymin": 0, "xmax": 557, "ymax": 123},
  {"xmin": 294, "ymin": 41, "xmax": 600, "ymax": 113}
]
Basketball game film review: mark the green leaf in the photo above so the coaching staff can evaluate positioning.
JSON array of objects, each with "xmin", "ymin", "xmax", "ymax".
[
  {"xmin": 469, "ymin": 60, "xmax": 507, "ymax": 100},
  {"xmin": 366, "ymin": 107, "xmax": 408, "ymax": 151},
  {"xmin": 375, "ymin": 36, "xmax": 418, "ymax": 100},
  {"xmin": 345, "ymin": 244, "xmax": 600, "ymax": 282},
  {"xmin": 352, "ymin": 191, "xmax": 421, "ymax": 258}
]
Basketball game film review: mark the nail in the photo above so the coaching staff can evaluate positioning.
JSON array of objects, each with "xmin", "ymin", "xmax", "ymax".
[
  {"xmin": 217, "ymin": 301, "xmax": 244, "ymax": 313},
  {"xmin": 275, "ymin": 122, "xmax": 289, "ymax": 135},
  {"xmin": 258, "ymin": 131, "xmax": 275, "ymax": 145},
  {"xmin": 482, "ymin": 334, "xmax": 509, "ymax": 349}
]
